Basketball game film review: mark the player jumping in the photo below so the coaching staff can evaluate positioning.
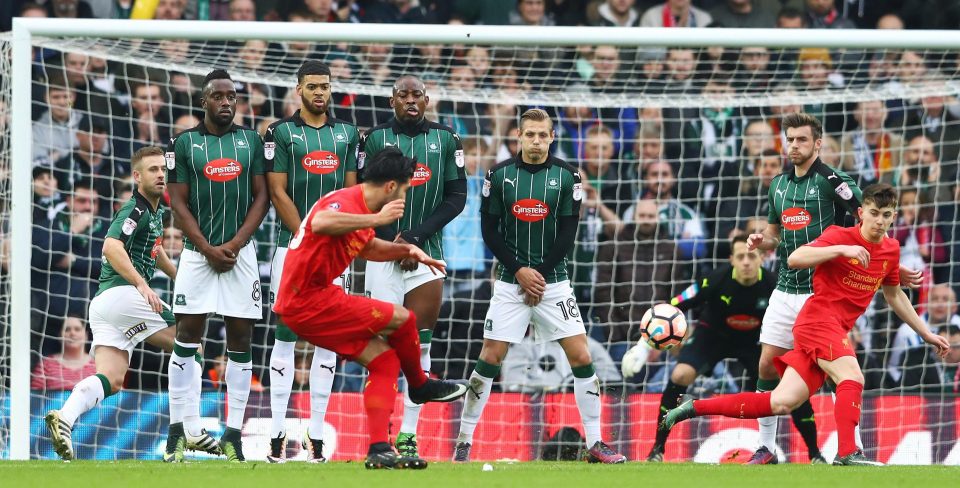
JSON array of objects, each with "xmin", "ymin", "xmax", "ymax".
[
  {"xmin": 662, "ymin": 183, "xmax": 950, "ymax": 466},
  {"xmin": 273, "ymin": 147, "xmax": 469, "ymax": 469}
]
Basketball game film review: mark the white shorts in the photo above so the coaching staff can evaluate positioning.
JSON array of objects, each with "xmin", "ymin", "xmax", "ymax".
[
  {"xmin": 172, "ymin": 241, "xmax": 262, "ymax": 319},
  {"xmin": 365, "ymin": 260, "xmax": 444, "ymax": 304},
  {"xmin": 88, "ymin": 285, "xmax": 173, "ymax": 359},
  {"xmin": 759, "ymin": 289, "xmax": 813, "ymax": 349},
  {"xmin": 484, "ymin": 280, "xmax": 586, "ymax": 344},
  {"xmin": 269, "ymin": 247, "xmax": 348, "ymax": 309}
]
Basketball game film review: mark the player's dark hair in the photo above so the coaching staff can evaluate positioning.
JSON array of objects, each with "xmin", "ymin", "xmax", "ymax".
[
  {"xmin": 362, "ymin": 147, "xmax": 416, "ymax": 184},
  {"xmin": 777, "ymin": 7, "xmax": 806, "ymax": 25},
  {"xmin": 519, "ymin": 108, "xmax": 553, "ymax": 131},
  {"xmin": 70, "ymin": 178, "xmax": 95, "ymax": 194},
  {"xmin": 730, "ymin": 233, "xmax": 750, "ymax": 248},
  {"xmin": 862, "ymin": 183, "xmax": 898, "ymax": 209},
  {"xmin": 131, "ymin": 146, "xmax": 165, "ymax": 171},
  {"xmin": 202, "ymin": 69, "xmax": 233, "ymax": 94},
  {"xmin": 781, "ymin": 112, "xmax": 822, "ymax": 140},
  {"xmin": 944, "ymin": 325, "xmax": 960, "ymax": 337},
  {"xmin": 297, "ymin": 61, "xmax": 331, "ymax": 84}
]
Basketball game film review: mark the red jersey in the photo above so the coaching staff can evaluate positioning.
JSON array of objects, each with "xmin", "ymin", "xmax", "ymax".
[
  {"xmin": 274, "ymin": 185, "xmax": 375, "ymax": 315},
  {"xmin": 795, "ymin": 225, "xmax": 900, "ymax": 332}
]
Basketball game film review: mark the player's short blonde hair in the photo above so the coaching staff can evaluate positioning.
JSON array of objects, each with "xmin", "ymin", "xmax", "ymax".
[
  {"xmin": 131, "ymin": 146, "xmax": 165, "ymax": 172},
  {"xmin": 519, "ymin": 108, "xmax": 553, "ymax": 131}
]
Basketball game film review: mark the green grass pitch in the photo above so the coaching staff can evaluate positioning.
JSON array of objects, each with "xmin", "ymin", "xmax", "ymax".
[{"xmin": 1, "ymin": 461, "xmax": 957, "ymax": 488}]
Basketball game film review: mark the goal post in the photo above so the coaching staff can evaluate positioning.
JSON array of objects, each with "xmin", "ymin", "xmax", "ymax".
[{"xmin": 6, "ymin": 17, "xmax": 960, "ymax": 462}]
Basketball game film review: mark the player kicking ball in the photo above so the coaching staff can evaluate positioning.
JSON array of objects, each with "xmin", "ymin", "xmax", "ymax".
[
  {"xmin": 661, "ymin": 183, "xmax": 950, "ymax": 466},
  {"xmin": 46, "ymin": 147, "xmax": 216, "ymax": 460},
  {"xmin": 273, "ymin": 147, "xmax": 469, "ymax": 469}
]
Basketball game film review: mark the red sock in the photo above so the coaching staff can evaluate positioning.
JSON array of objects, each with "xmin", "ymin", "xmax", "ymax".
[
  {"xmin": 835, "ymin": 380, "xmax": 863, "ymax": 457},
  {"xmin": 693, "ymin": 392, "xmax": 773, "ymax": 419},
  {"xmin": 386, "ymin": 311, "xmax": 427, "ymax": 389},
  {"xmin": 364, "ymin": 350, "xmax": 401, "ymax": 446}
]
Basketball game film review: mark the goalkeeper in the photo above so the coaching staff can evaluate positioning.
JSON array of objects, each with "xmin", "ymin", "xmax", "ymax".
[{"xmin": 622, "ymin": 234, "xmax": 789, "ymax": 462}]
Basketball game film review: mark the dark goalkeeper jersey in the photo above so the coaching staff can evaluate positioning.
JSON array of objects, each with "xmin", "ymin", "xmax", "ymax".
[
  {"xmin": 166, "ymin": 122, "xmax": 265, "ymax": 251},
  {"xmin": 482, "ymin": 155, "xmax": 582, "ymax": 285},
  {"xmin": 265, "ymin": 110, "xmax": 359, "ymax": 248},
  {"xmin": 767, "ymin": 159, "xmax": 861, "ymax": 294},
  {"xmin": 359, "ymin": 117, "xmax": 464, "ymax": 260},
  {"xmin": 671, "ymin": 264, "xmax": 776, "ymax": 339}
]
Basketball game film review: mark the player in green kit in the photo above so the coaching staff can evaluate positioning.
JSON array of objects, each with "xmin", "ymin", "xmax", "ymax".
[
  {"xmin": 44, "ymin": 147, "xmax": 208, "ymax": 460},
  {"xmin": 264, "ymin": 61, "xmax": 360, "ymax": 463},
  {"xmin": 163, "ymin": 70, "xmax": 270, "ymax": 462},
  {"xmin": 452, "ymin": 109, "xmax": 625, "ymax": 464},
  {"xmin": 359, "ymin": 74, "xmax": 466, "ymax": 457},
  {"xmin": 745, "ymin": 112, "xmax": 920, "ymax": 464}
]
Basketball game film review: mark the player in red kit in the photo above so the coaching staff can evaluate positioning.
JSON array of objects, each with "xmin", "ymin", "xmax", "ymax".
[
  {"xmin": 661, "ymin": 183, "xmax": 950, "ymax": 466},
  {"xmin": 273, "ymin": 147, "xmax": 469, "ymax": 469}
]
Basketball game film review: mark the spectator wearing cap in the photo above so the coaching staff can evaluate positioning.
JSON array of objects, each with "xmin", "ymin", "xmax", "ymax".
[
  {"xmin": 54, "ymin": 115, "xmax": 129, "ymax": 217},
  {"xmin": 640, "ymin": 0, "xmax": 712, "ymax": 28},
  {"xmin": 709, "ymin": 0, "xmax": 778, "ymax": 28},
  {"xmin": 33, "ymin": 72, "xmax": 82, "ymax": 162}
]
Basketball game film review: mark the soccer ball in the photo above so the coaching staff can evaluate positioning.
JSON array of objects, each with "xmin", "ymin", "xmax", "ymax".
[{"xmin": 640, "ymin": 303, "xmax": 687, "ymax": 350}]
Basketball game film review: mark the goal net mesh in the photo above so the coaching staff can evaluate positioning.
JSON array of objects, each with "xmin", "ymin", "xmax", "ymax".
[{"xmin": 3, "ymin": 30, "xmax": 959, "ymax": 463}]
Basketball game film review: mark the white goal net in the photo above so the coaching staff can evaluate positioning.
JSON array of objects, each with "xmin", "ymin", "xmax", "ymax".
[{"xmin": 2, "ymin": 20, "xmax": 960, "ymax": 464}]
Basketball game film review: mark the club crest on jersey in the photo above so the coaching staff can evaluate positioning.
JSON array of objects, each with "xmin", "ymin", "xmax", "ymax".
[
  {"xmin": 780, "ymin": 207, "xmax": 811, "ymax": 230},
  {"xmin": 455, "ymin": 149, "xmax": 465, "ymax": 168},
  {"xmin": 835, "ymin": 181, "xmax": 854, "ymax": 201},
  {"xmin": 548, "ymin": 178, "xmax": 559, "ymax": 188},
  {"xmin": 302, "ymin": 150, "xmax": 340, "ymax": 175},
  {"xmin": 411, "ymin": 163, "xmax": 432, "ymax": 186},
  {"xmin": 204, "ymin": 158, "xmax": 243, "ymax": 182},
  {"xmin": 328, "ymin": 202, "xmax": 342, "ymax": 211},
  {"xmin": 482, "ymin": 178, "xmax": 491, "ymax": 197},
  {"xmin": 335, "ymin": 133, "xmax": 345, "ymax": 141},
  {"xmin": 236, "ymin": 139, "xmax": 246, "ymax": 147},
  {"xmin": 264, "ymin": 142, "xmax": 276, "ymax": 160},
  {"xmin": 122, "ymin": 218, "xmax": 137, "ymax": 236},
  {"xmin": 427, "ymin": 142, "xmax": 440, "ymax": 153},
  {"xmin": 164, "ymin": 151, "xmax": 176, "ymax": 170},
  {"xmin": 512, "ymin": 198, "xmax": 549, "ymax": 222}
]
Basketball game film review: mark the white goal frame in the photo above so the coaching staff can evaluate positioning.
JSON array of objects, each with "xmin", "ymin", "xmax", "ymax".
[{"xmin": 9, "ymin": 17, "xmax": 960, "ymax": 460}]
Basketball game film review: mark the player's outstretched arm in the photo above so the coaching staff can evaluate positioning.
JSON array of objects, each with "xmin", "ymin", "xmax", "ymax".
[
  {"xmin": 103, "ymin": 237, "xmax": 164, "ymax": 313},
  {"xmin": 882, "ymin": 284, "xmax": 951, "ymax": 358},
  {"xmin": 360, "ymin": 238, "xmax": 447, "ymax": 275},
  {"xmin": 787, "ymin": 244, "xmax": 869, "ymax": 269},
  {"xmin": 311, "ymin": 199, "xmax": 404, "ymax": 236}
]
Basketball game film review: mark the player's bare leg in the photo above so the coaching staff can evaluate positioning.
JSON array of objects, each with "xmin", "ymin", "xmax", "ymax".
[
  {"xmin": 454, "ymin": 338, "xmax": 509, "ymax": 462},
  {"xmin": 47, "ymin": 347, "xmax": 129, "ymax": 461},
  {"xmin": 397, "ymin": 279, "xmax": 443, "ymax": 457},
  {"xmin": 662, "ymin": 366, "xmax": 810, "ymax": 430},
  {"xmin": 558, "ymin": 334, "xmax": 626, "ymax": 464},
  {"xmin": 817, "ymin": 357, "xmax": 879, "ymax": 466},
  {"xmin": 647, "ymin": 362, "xmax": 698, "ymax": 462},
  {"xmin": 165, "ymin": 314, "xmax": 207, "ymax": 462},
  {"xmin": 217, "ymin": 317, "xmax": 255, "ymax": 462}
]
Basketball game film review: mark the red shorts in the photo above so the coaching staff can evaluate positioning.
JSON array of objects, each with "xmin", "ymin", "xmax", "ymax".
[
  {"xmin": 774, "ymin": 321, "xmax": 856, "ymax": 395},
  {"xmin": 277, "ymin": 286, "xmax": 395, "ymax": 359}
]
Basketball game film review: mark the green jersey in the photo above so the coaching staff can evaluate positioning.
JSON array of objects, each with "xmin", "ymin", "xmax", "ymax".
[
  {"xmin": 97, "ymin": 191, "xmax": 174, "ymax": 323},
  {"xmin": 482, "ymin": 155, "xmax": 582, "ymax": 284},
  {"xmin": 767, "ymin": 159, "xmax": 862, "ymax": 294},
  {"xmin": 265, "ymin": 110, "xmax": 359, "ymax": 247},
  {"xmin": 359, "ymin": 117, "xmax": 465, "ymax": 260},
  {"xmin": 165, "ymin": 123, "xmax": 265, "ymax": 251}
]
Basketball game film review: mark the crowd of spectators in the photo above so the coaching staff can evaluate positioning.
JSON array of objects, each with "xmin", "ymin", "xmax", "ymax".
[{"xmin": 2, "ymin": 0, "xmax": 960, "ymax": 395}]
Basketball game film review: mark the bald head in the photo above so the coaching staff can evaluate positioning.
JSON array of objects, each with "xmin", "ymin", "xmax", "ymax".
[{"xmin": 391, "ymin": 75, "xmax": 428, "ymax": 124}]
